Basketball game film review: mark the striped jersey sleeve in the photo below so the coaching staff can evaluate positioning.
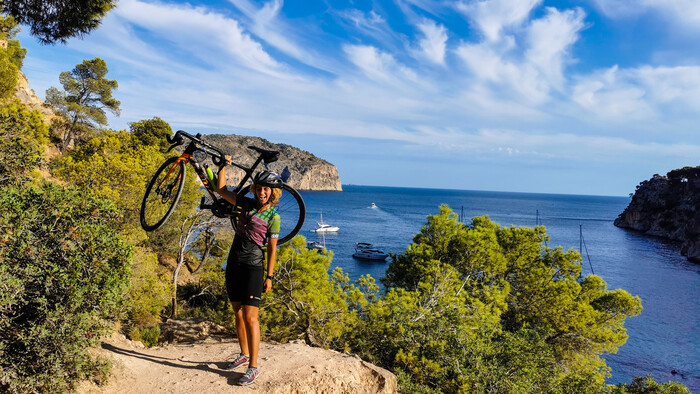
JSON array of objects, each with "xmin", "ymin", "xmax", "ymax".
[{"xmin": 267, "ymin": 209, "xmax": 281, "ymax": 239}]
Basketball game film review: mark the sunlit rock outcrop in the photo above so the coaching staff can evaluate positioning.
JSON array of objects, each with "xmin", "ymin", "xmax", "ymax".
[
  {"xmin": 615, "ymin": 167, "xmax": 700, "ymax": 263},
  {"xmin": 203, "ymin": 134, "xmax": 342, "ymax": 191}
]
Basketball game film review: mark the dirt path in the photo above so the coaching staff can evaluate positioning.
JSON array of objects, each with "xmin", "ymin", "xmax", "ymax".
[{"xmin": 77, "ymin": 332, "xmax": 396, "ymax": 394}]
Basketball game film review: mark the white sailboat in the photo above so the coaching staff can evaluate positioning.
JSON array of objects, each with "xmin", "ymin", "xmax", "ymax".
[{"xmin": 310, "ymin": 210, "xmax": 339, "ymax": 233}]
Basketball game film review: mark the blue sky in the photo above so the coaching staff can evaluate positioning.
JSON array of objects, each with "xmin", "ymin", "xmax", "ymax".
[{"xmin": 17, "ymin": 0, "xmax": 700, "ymax": 196}]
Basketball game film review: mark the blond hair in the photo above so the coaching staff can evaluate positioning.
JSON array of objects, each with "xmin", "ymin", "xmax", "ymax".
[{"xmin": 250, "ymin": 184, "xmax": 282, "ymax": 206}]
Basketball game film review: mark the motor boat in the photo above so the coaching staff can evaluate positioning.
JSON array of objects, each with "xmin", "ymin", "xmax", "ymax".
[
  {"xmin": 370, "ymin": 203, "xmax": 377, "ymax": 208},
  {"xmin": 312, "ymin": 223, "xmax": 340, "ymax": 233},
  {"xmin": 310, "ymin": 210, "xmax": 339, "ymax": 233},
  {"xmin": 352, "ymin": 243, "xmax": 389, "ymax": 261},
  {"xmin": 307, "ymin": 241, "xmax": 324, "ymax": 250}
]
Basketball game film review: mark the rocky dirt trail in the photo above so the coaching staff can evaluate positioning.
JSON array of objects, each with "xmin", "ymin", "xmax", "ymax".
[{"xmin": 77, "ymin": 323, "xmax": 396, "ymax": 394}]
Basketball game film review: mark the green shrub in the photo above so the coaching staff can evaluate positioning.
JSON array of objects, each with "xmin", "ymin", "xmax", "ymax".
[
  {"xmin": 0, "ymin": 100, "xmax": 49, "ymax": 184},
  {"xmin": 607, "ymin": 375, "xmax": 691, "ymax": 394},
  {"xmin": 127, "ymin": 325, "xmax": 161, "ymax": 348},
  {"xmin": 260, "ymin": 236, "xmax": 355, "ymax": 348},
  {"xmin": 0, "ymin": 180, "xmax": 131, "ymax": 393},
  {"xmin": 125, "ymin": 247, "xmax": 172, "ymax": 328},
  {"xmin": 177, "ymin": 271, "xmax": 234, "ymax": 330},
  {"xmin": 140, "ymin": 326, "xmax": 161, "ymax": 348}
]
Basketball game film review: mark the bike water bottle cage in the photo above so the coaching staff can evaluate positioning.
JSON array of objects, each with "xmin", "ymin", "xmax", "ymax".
[
  {"xmin": 248, "ymin": 146, "xmax": 280, "ymax": 164},
  {"xmin": 254, "ymin": 170, "xmax": 283, "ymax": 188}
]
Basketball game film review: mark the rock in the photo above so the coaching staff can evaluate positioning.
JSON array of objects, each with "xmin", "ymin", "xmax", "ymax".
[
  {"xmin": 14, "ymin": 70, "xmax": 56, "ymax": 119},
  {"xmin": 201, "ymin": 134, "xmax": 342, "ymax": 191},
  {"xmin": 159, "ymin": 318, "xmax": 230, "ymax": 344},
  {"xmin": 615, "ymin": 167, "xmax": 700, "ymax": 263}
]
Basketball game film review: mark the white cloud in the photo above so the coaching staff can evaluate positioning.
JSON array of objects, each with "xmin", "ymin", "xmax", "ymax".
[
  {"xmin": 116, "ymin": 0, "xmax": 281, "ymax": 75},
  {"xmin": 572, "ymin": 64, "xmax": 700, "ymax": 121},
  {"xmin": 415, "ymin": 19, "xmax": 448, "ymax": 65},
  {"xmin": 455, "ymin": 6, "xmax": 585, "ymax": 104},
  {"xmin": 226, "ymin": 0, "xmax": 322, "ymax": 67},
  {"xmin": 441, "ymin": 127, "xmax": 700, "ymax": 163},
  {"xmin": 344, "ymin": 45, "xmax": 418, "ymax": 83},
  {"xmin": 526, "ymin": 7, "xmax": 586, "ymax": 90},
  {"xmin": 337, "ymin": 8, "xmax": 403, "ymax": 51},
  {"xmin": 456, "ymin": 0, "xmax": 543, "ymax": 41},
  {"xmin": 456, "ymin": 43, "xmax": 549, "ymax": 103},
  {"xmin": 591, "ymin": 0, "xmax": 700, "ymax": 28}
]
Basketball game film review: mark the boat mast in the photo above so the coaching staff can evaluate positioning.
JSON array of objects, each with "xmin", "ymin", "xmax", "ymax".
[
  {"xmin": 536, "ymin": 210, "xmax": 548, "ymax": 247},
  {"xmin": 580, "ymin": 224, "xmax": 595, "ymax": 275}
]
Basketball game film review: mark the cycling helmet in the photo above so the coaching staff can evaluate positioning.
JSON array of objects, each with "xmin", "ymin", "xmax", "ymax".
[{"xmin": 253, "ymin": 170, "xmax": 283, "ymax": 188}]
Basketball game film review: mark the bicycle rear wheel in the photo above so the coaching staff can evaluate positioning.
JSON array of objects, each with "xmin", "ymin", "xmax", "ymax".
[
  {"xmin": 231, "ymin": 183, "xmax": 305, "ymax": 245},
  {"xmin": 140, "ymin": 157, "xmax": 186, "ymax": 231}
]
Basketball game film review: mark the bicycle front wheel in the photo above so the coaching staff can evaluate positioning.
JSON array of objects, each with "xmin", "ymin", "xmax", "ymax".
[
  {"xmin": 140, "ymin": 157, "xmax": 186, "ymax": 231},
  {"xmin": 231, "ymin": 183, "xmax": 306, "ymax": 245}
]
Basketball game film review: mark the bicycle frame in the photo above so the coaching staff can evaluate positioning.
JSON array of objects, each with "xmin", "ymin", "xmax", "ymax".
[{"xmin": 167, "ymin": 130, "xmax": 275, "ymax": 216}]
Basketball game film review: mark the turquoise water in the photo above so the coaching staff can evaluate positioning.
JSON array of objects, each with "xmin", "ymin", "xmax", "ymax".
[{"xmin": 298, "ymin": 185, "xmax": 700, "ymax": 390}]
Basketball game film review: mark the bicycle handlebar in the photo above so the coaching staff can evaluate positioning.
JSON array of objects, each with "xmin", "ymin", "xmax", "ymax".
[{"xmin": 168, "ymin": 130, "xmax": 225, "ymax": 166}]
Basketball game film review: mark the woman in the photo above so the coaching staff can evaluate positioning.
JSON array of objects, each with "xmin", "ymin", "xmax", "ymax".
[{"xmin": 217, "ymin": 155, "xmax": 282, "ymax": 386}]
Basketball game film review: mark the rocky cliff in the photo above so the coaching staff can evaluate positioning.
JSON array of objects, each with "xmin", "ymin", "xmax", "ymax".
[
  {"xmin": 202, "ymin": 134, "xmax": 342, "ymax": 191},
  {"xmin": 15, "ymin": 71, "xmax": 53, "ymax": 117},
  {"xmin": 614, "ymin": 167, "xmax": 700, "ymax": 263}
]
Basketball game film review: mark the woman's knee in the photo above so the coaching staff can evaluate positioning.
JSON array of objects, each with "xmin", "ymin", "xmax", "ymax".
[{"xmin": 242, "ymin": 306, "xmax": 259, "ymax": 325}]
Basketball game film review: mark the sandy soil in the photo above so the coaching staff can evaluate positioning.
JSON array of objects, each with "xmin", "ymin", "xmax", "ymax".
[{"xmin": 76, "ymin": 329, "xmax": 396, "ymax": 394}]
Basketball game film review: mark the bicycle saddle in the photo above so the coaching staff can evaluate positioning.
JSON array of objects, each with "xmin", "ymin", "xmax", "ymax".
[{"xmin": 248, "ymin": 146, "xmax": 280, "ymax": 164}]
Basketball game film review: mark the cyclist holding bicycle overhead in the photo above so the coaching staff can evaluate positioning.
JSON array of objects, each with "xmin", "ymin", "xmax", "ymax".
[{"xmin": 217, "ymin": 154, "xmax": 282, "ymax": 386}]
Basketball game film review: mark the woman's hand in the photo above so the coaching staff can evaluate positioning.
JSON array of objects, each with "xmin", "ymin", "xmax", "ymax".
[
  {"xmin": 265, "ymin": 238, "xmax": 277, "ymax": 293},
  {"xmin": 216, "ymin": 155, "xmax": 236, "ymax": 204}
]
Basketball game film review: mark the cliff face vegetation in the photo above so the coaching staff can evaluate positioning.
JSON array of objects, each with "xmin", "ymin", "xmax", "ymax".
[
  {"xmin": 202, "ymin": 134, "xmax": 342, "ymax": 191},
  {"xmin": 614, "ymin": 167, "xmax": 700, "ymax": 263}
]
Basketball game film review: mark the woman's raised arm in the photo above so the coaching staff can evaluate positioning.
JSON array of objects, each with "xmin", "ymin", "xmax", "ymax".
[{"xmin": 217, "ymin": 155, "xmax": 237, "ymax": 205}]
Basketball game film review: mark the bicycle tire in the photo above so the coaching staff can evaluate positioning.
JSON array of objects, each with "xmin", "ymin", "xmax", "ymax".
[
  {"xmin": 230, "ymin": 183, "xmax": 306, "ymax": 245},
  {"xmin": 140, "ymin": 156, "xmax": 186, "ymax": 231}
]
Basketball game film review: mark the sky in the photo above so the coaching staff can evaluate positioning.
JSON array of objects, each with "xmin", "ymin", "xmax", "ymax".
[{"xmin": 16, "ymin": 0, "xmax": 700, "ymax": 196}]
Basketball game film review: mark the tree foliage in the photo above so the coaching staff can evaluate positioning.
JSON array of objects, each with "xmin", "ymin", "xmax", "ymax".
[
  {"xmin": 0, "ymin": 16, "xmax": 26, "ymax": 99},
  {"xmin": 260, "ymin": 236, "xmax": 355, "ymax": 348},
  {"xmin": 49, "ymin": 120, "xmax": 203, "ymax": 334},
  {"xmin": 607, "ymin": 375, "xmax": 691, "ymax": 394},
  {"xmin": 349, "ymin": 205, "xmax": 642, "ymax": 392},
  {"xmin": 0, "ymin": 180, "xmax": 131, "ymax": 393},
  {"xmin": 51, "ymin": 129, "xmax": 165, "ymax": 216},
  {"xmin": 1, "ymin": 0, "xmax": 116, "ymax": 44},
  {"xmin": 45, "ymin": 57, "xmax": 120, "ymax": 152},
  {"xmin": 130, "ymin": 116, "xmax": 173, "ymax": 150},
  {"xmin": 126, "ymin": 248, "xmax": 172, "ymax": 330},
  {"xmin": 0, "ymin": 100, "xmax": 48, "ymax": 184}
]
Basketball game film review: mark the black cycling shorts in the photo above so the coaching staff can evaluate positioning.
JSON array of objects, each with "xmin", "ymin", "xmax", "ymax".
[{"xmin": 225, "ymin": 262, "xmax": 264, "ymax": 308}]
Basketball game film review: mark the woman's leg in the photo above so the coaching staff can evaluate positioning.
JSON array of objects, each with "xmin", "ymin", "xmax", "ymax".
[
  {"xmin": 241, "ymin": 305, "xmax": 260, "ymax": 368},
  {"xmin": 232, "ymin": 302, "xmax": 249, "ymax": 355}
]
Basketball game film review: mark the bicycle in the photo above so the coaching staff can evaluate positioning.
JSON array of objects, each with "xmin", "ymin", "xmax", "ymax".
[{"xmin": 139, "ymin": 130, "xmax": 306, "ymax": 245}]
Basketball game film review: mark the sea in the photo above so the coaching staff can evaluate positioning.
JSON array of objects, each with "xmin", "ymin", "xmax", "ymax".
[{"xmin": 296, "ymin": 185, "xmax": 700, "ymax": 390}]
